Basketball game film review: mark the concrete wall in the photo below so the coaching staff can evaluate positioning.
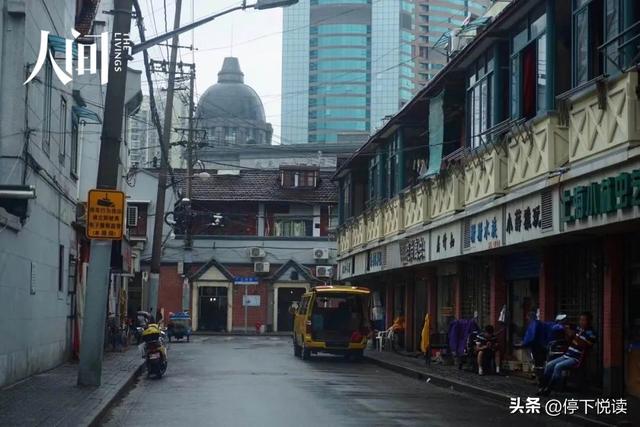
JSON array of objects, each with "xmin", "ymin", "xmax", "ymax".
[
  {"xmin": 0, "ymin": 0, "xmax": 76, "ymax": 387},
  {"xmin": 0, "ymin": 0, "xmax": 141, "ymax": 387}
]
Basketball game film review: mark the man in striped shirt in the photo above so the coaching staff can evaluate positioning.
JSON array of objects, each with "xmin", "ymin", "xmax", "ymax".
[{"xmin": 537, "ymin": 312, "xmax": 597, "ymax": 396}]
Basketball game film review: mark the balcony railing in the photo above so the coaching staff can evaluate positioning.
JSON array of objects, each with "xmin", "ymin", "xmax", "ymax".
[
  {"xmin": 403, "ymin": 182, "xmax": 429, "ymax": 229},
  {"xmin": 507, "ymin": 114, "xmax": 568, "ymax": 188},
  {"xmin": 567, "ymin": 71, "xmax": 640, "ymax": 163},
  {"xmin": 464, "ymin": 146, "xmax": 506, "ymax": 205},
  {"xmin": 429, "ymin": 172, "xmax": 463, "ymax": 220},
  {"xmin": 365, "ymin": 207, "xmax": 383, "ymax": 243},
  {"xmin": 382, "ymin": 196, "xmax": 403, "ymax": 237}
]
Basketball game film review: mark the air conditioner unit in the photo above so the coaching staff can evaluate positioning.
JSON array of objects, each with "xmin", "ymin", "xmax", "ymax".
[
  {"xmin": 316, "ymin": 266, "xmax": 333, "ymax": 278},
  {"xmin": 313, "ymin": 248, "xmax": 329, "ymax": 260},
  {"xmin": 249, "ymin": 247, "xmax": 266, "ymax": 258},
  {"xmin": 254, "ymin": 262, "xmax": 270, "ymax": 274}
]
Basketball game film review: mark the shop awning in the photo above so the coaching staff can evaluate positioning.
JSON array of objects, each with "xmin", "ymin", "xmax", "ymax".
[
  {"xmin": 72, "ymin": 106, "xmax": 101, "ymax": 124},
  {"xmin": 423, "ymin": 91, "xmax": 444, "ymax": 177},
  {"xmin": 48, "ymin": 34, "xmax": 78, "ymax": 60}
]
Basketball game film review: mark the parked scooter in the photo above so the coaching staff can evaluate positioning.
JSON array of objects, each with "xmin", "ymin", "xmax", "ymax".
[{"xmin": 142, "ymin": 323, "xmax": 167, "ymax": 378}]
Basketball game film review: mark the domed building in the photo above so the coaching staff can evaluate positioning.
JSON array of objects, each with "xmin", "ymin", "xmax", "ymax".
[{"xmin": 197, "ymin": 57, "xmax": 272, "ymax": 146}]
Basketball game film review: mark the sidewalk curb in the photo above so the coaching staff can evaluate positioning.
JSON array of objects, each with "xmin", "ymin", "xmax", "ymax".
[
  {"xmin": 193, "ymin": 332, "xmax": 290, "ymax": 337},
  {"xmin": 365, "ymin": 355, "xmax": 616, "ymax": 427},
  {"xmin": 86, "ymin": 360, "xmax": 145, "ymax": 427}
]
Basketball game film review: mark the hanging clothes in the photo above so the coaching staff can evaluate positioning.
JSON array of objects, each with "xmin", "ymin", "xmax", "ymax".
[{"xmin": 420, "ymin": 313, "xmax": 431, "ymax": 353}]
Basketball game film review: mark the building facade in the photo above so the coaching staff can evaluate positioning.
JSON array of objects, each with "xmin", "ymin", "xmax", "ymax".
[
  {"xmin": 335, "ymin": 0, "xmax": 640, "ymax": 398},
  {"xmin": 281, "ymin": 0, "xmax": 413, "ymax": 144},
  {"xmin": 197, "ymin": 57, "xmax": 273, "ymax": 149},
  {"xmin": 281, "ymin": 1, "xmax": 492, "ymax": 145},
  {"xmin": 126, "ymin": 166, "xmax": 339, "ymax": 333},
  {"xmin": 0, "ymin": 0, "xmax": 141, "ymax": 387},
  {"xmin": 413, "ymin": 0, "xmax": 491, "ymax": 85}
]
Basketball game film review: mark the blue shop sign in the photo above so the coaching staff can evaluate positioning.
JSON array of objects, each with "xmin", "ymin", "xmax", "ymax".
[{"xmin": 234, "ymin": 276, "xmax": 259, "ymax": 285}]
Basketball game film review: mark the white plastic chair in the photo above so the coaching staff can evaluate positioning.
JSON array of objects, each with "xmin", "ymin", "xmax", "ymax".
[{"xmin": 376, "ymin": 328, "xmax": 395, "ymax": 351}]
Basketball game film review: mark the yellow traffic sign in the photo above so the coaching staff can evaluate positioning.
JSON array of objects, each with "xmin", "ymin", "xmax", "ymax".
[{"xmin": 87, "ymin": 189, "xmax": 125, "ymax": 240}]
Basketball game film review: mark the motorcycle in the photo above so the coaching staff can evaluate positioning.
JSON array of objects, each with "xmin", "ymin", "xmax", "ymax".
[{"xmin": 142, "ymin": 324, "xmax": 167, "ymax": 378}]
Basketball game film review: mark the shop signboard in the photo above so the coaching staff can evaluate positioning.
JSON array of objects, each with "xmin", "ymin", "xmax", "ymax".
[
  {"xmin": 367, "ymin": 248, "xmax": 385, "ymax": 272},
  {"xmin": 242, "ymin": 295, "xmax": 260, "ymax": 307},
  {"xmin": 430, "ymin": 221, "xmax": 461, "ymax": 261},
  {"xmin": 505, "ymin": 189, "xmax": 558, "ymax": 246},
  {"xmin": 561, "ymin": 162, "xmax": 640, "ymax": 232},
  {"xmin": 353, "ymin": 252, "xmax": 368, "ymax": 277},
  {"xmin": 463, "ymin": 207, "xmax": 502, "ymax": 254},
  {"xmin": 399, "ymin": 233, "xmax": 428, "ymax": 266},
  {"xmin": 338, "ymin": 256, "xmax": 354, "ymax": 281}
]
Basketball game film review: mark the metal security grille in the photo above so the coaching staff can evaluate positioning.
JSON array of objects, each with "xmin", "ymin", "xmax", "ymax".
[
  {"xmin": 461, "ymin": 261, "xmax": 490, "ymax": 326},
  {"xmin": 463, "ymin": 218, "xmax": 472, "ymax": 249},
  {"xmin": 554, "ymin": 241, "xmax": 604, "ymax": 386},
  {"xmin": 540, "ymin": 189, "xmax": 553, "ymax": 230}
]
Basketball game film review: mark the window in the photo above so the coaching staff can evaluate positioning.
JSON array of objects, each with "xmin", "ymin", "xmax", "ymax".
[
  {"xmin": 387, "ymin": 135, "xmax": 401, "ymax": 196},
  {"xmin": 467, "ymin": 53, "xmax": 493, "ymax": 147},
  {"xmin": 70, "ymin": 121, "xmax": 79, "ymax": 177},
  {"xmin": 58, "ymin": 245, "xmax": 65, "ymax": 292},
  {"xmin": 59, "ymin": 97, "xmax": 67, "ymax": 165},
  {"xmin": 340, "ymin": 174, "xmax": 351, "ymax": 222},
  {"xmin": 572, "ymin": 0, "xmax": 604, "ymax": 86},
  {"xmin": 280, "ymin": 169, "xmax": 318, "ymax": 189},
  {"xmin": 127, "ymin": 205, "xmax": 139, "ymax": 227},
  {"xmin": 42, "ymin": 62, "xmax": 53, "ymax": 156},
  {"xmin": 511, "ymin": 12, "xmax": 548, "ymax": 119},
  {"xmin": 127, "ymin": 203, "xmax": 148, "ymax": 238},
  {"xmin": 274, "ymin": 219, "xmax": 312, "ymax": 237}
]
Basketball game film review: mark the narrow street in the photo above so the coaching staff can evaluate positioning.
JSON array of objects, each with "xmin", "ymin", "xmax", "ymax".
[{"xmin": 101, "ymin": 336, "xmax": 570, "ymax": 427}]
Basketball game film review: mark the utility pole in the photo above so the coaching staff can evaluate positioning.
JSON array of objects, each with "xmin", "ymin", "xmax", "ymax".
[
  {"xmin": 185, "ymin": 64, "xmax": 196, "ymax": 249},
  {"xmin": 148, "ymin": 0, "xmax": 183, "ymax": 317},
  {"xmin": 78, "ymin": 0, "xmax": 133, "ymax": 387}
]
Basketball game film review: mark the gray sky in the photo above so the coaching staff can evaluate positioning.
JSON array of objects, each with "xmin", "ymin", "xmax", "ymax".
[{"xmin": 131, "ymin": 0, "xmax": 284, "ymax": 143}]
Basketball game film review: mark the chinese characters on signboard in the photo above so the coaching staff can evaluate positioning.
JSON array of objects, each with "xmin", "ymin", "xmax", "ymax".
[
  {"xmin": 339, "ymin": 257, "xmax": 354, "ymax": 279},
  {"xmin": 506, "ymin": 205, "xmax": 541, "ymax": 234},
  {"xmin": 399, "ymin": 236, "xmax": 426, "ymax": 265},
  {"xmin": 87, "ymin": 189, "xmax": 125, "ymax": 240},
  {"xmin": 431, "ymin": 222, "xmax": 461, "ymax": 261},
  {"xmin": 562, "ymin": 168, "xmax": 640, "ymax": 224},
  {"xmin": 367, "ymin": 249, "xmax": 385, "ymax": 272},
  {"xmin": 464, "ymin": 208, "xmax": 502, "ymax": 253},
  {"xmin": 505, "ymin": 192, "xmax": 557, "ymax": 246}
]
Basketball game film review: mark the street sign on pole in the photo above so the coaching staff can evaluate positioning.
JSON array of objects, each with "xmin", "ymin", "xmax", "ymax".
[{"xmin": 86, "ymin": 189, "xmax": 125, "ymax": 240}]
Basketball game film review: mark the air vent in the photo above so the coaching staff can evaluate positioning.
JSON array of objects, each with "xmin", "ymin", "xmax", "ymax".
[
  {"xmin": 463, "ymin": 218, "xmax": 471, "ymax": 249},
  {"xmin": 541, "ymin": 190, "xmax": 553, "ymax": 230}
]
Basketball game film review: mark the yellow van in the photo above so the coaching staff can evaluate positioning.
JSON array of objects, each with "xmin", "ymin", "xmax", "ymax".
[{"xmin": 292, "ymin": 285, "xmax": 371, "ymax": 360}]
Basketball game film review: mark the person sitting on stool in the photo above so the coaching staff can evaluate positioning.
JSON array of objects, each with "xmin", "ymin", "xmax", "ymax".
[
  {"xmin": 537, "ymin": 312, "xmax": 596, "ymax": 396},
  {"xmin": 476, "ymin": 325, "xmax": 501, "ymax": 375}
]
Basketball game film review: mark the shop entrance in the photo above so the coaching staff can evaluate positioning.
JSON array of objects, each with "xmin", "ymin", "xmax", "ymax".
[
  {"xmin": 625, "ymin": 235, "xmax": 640, "ymax": 398},
  {"xmin": 198, "ymin": 287, "xmax": 228, "ymax": 331},
  {"xmin": 276, "ymin": 287, "xmax": 306, "ymax": 331},
  {"xmin": 507, "ymin": 278, "xmax": 539, "ymax": 347}
]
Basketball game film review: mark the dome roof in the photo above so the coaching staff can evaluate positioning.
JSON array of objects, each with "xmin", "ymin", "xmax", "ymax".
[{"xmin": 197, "ymin": 57, "xmax": 266, "ymax": 122}]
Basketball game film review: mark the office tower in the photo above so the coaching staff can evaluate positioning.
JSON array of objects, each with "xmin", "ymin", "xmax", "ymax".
[
  {"xmin": 281, "ymin": 1, "xmax": 491, "ymax": 144},
  {"xmin": 413, "ymin": 0, "xmax": 491, "ymax": 85}
]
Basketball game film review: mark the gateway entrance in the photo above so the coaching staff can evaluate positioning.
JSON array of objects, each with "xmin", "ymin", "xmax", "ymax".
[{"xmin": 198, "ymin": 287, "xmax": 228, "ymax": 331}]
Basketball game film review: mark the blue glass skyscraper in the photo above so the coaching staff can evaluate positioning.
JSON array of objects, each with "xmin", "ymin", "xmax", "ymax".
[{"xmin": 281, "ymin": 0, "xmax": 491, "ymax": 145}]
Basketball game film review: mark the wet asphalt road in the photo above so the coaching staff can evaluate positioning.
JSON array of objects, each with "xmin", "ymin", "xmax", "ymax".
[{"xmin": 100, "ymin": 336, "xmax": 570, "ymax": 427}]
